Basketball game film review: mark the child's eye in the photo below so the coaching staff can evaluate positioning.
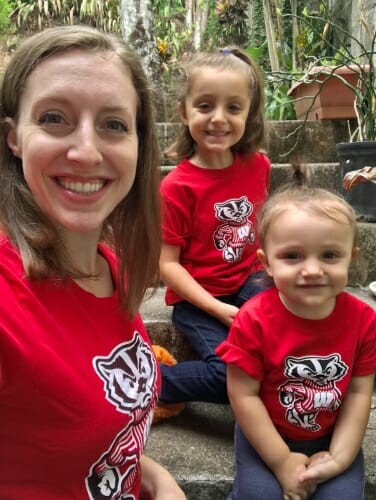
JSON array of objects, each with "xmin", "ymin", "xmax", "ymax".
[
  {"xmin": 229, "ymin": 104, "xmax": 241, "ymax": 112},
  {"xmin": 322, "ymin": 251, "xmax": 339, "ymax": 260},
  {"xmin": 283, "ymin": 252, "xmax": 301, "ymax": 261},
  {"xmin": 196, "ymin": 103, "xmax": 211, "ymax": 112}
]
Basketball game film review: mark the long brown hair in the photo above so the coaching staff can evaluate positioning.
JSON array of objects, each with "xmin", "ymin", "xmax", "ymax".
[
  {"xmin": 0, "ymin": 25, "xmax": 161, "ymax": 317},
  {"xmin": 165, "ymin": 46, "xmax": 268, "ymax": 162}
]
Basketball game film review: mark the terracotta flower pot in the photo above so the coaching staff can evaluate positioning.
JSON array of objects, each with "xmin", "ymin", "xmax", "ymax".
[{"xmin": 288, "ymin": 65, "xmax": 365, "ymax": 120}]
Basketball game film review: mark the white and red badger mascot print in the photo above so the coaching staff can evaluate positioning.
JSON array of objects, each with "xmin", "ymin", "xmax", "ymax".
[
  {"xmin": 86, "ymin": 332, "xmax": 157, "ymax": 499},
  {"xmin": 279, "ymin": 354, "xmax": 348, "ymax": 432},
  {"xmin": 213, "ymin": 196, "xmax": 255, "ymax": 263}
]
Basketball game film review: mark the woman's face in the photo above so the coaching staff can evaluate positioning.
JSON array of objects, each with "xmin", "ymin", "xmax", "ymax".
[{"xmin": 7, "ymin": 49, "xmax": 139, "ymax": 237}]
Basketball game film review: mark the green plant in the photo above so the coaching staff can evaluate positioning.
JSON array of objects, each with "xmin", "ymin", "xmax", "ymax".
[
  {"xmin": 285, "ymin": 1, "xmax": 375, "ymax": 143},
  {"xmin": 79, "ymin": 0, "xmax": 119, "ymax": 33},
  {"xmin": 265, "ymin": 77, "xmax": 296, "ymax": 120},
  {"xmin": 0, "ymin": 0, "xmax": 16, "ymax": 38},
  {"xmin": 214, "ymin": 0, "xmax": 250, "ymax": 46},
  {"xmin": 245, "ymin": 42, "xmax": 296, "ymax": 120},
  {"xmin": 13, "ymin": 0, "xmax": 119, "ymax": 32},
  {"xmin": 153, "ymin": 1, "xmax": 192, "ymax": 68}
]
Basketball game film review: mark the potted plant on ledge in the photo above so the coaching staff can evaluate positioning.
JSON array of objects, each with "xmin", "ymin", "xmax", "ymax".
[{"xmin": 287, "ymin": 2, "xmax": 376, "ymax": 221}]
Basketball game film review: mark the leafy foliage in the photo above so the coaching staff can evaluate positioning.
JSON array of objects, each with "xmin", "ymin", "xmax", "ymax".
[
  {"xmin": 3, "ymin": 0, "xmax": 369, "ymax": 125},
  {"xmin": 12, "ymin": 0, "xmax": 119, "ymax": 33},
  {"xmin": 288, "ymin": 2, "xmax": 375, "ymax": 141},
  {"xmin": 0, "ymin": 0, "xmax": 16, "ymax": 38},
  {"xmin": 152, "ymin": 0, "xmax": 194, "ymax": 72},
  {"xmin": 213, "ymin": 0, "xmax": 250, "ymax": 46}
]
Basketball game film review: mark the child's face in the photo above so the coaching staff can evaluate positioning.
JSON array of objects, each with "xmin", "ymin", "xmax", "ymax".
[
  {"xmin": 257, "ymin": 208, "xmax": 358, "ymax": 319},
  {"xmin": 6, "ymin": 49, "xmax": 139, "ymax": 238},
  {"xmin": 180, "ymin": 67, "xmax": 251, "ymax": 165}
]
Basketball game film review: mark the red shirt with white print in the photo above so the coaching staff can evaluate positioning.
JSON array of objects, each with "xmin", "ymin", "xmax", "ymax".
[
  {"xmin": 0, "ymin": 237, "xmax": 160, "ymax": 499},
  {"xmin": 217, "ymin": 287, "xmax": 376, "ymax": 440},
  {"xmin": 161, "ymin": 152, "xmax": 271, "ymax": 304}
]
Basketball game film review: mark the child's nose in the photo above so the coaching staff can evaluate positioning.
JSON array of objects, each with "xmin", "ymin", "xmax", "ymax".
[
  {"xmin": 301, "ymin": 258, "xmax": 323, "ymax": 277},
  {"xmin": 211, "ymin": 106, "xmax": 226, "ymax": 123}
]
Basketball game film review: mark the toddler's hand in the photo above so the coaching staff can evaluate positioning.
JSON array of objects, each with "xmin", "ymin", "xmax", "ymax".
[
  {"xmin": 299, "ymin": 451, "xmax": 342, "ymax": 484},
  {"xmin": 274, "ymin": 452, "xmax": 316, "ymax": 500}
]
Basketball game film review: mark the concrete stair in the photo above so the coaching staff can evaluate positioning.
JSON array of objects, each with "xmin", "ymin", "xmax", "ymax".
[
  {"xmin": 146, "ymin": 399, "xmax": 376, "ymax": 500},
  {"xmin": 143, "ymin": 119, "xmax": 376, "ymax": 498}
]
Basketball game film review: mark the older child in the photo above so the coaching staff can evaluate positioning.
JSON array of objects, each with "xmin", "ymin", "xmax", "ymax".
[
  {"xmin": 217, "ymin": 171, "xmax": 376, "ymax": 499},
  {"xmin": 0, "ymin": 25, "xmax": 185, "ymax": 499},
  {"xmin": 158, "ymin": 47, "xmax": 271, "ymax": 411}
]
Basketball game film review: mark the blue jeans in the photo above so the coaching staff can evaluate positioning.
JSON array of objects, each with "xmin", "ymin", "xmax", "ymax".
[
  {"xmin": 228, "ymin": 424, "xmax": 365, "ymax": 500},
  {"xmin": 160, "ymin": 270, "xmax": 267, "ymax": 403}
]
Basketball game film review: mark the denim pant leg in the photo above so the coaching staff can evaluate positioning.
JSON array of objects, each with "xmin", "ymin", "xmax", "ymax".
[
  {"xmin": 160, "ymin": 270, "xmax": 268, "ymax": 404},
  {"xmin": 228, "ymin": 424, "xmax": 283, "ymax": 500},
  {"xmin": 310, "ymin": 450, "xmax": 364, "ymax": 500},
  {"xmin": 234, "ymin": 269, "xmax": 269, "ymax": 307},
  {"xmin": 286, "ymin": 435, "xmax": 365, "ymax": 500},
  {"xmin": 229, "ymin": 424, "xmax": 365, "ymax": 500},
  {"xmin": 160, "ymin": 300, "xmax": 229, "ymax": 403}
]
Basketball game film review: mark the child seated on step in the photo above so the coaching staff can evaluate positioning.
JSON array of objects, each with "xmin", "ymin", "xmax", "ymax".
[
  {"xmin": 217, "ymin": 164, "xmax": 376, "ymax": 499},
  {"xmin": 155, "ymin": 46, "xmax": 272, "ymax": 418}
]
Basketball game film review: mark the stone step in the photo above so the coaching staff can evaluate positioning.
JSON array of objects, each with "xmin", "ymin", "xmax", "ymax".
[
  {"xmin": 146, "ymin": 400, "xmax": 376, "ymax": 500},
  {"xmin": 161, "ymin": 162, "xmax": 342, "ymax": 191},
  {"xmin": 157, "ymin": 119, "xmax": 352, "ymax": 164},
  {"xmin": 143, "ymin": 287, "xmax": 376, "ymax": 499}
]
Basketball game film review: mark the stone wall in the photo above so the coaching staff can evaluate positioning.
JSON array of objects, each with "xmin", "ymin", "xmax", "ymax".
[{"xmin": 350, "ymin": 0, "xmax": 376, "ymax": 57}]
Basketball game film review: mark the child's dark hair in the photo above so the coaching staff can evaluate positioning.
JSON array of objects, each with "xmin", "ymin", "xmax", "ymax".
[{"xmin": 165, "ymin": 46, "xmax": 268, "ymax": 162}]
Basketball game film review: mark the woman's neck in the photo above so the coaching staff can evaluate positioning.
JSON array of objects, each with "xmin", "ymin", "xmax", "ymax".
[{"xmin": 58, "ymin": 228, "xmax": 115, "ymax": 297}]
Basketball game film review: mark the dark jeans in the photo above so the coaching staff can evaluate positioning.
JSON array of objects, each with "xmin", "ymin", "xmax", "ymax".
[
  {"xmin": 160, "ymin": 270, "xmax": 267, "ymax": 403},
  {"xmin": 228, "ymin": 424, "xmax": 365, "ymax": 500}
]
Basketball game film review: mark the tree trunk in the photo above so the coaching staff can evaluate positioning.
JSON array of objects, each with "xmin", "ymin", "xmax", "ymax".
[
  {"xmin": 262, "ymin": 0, "xmax": 279, "ymax": 72},
  {"xmin": 185, "ymin": 0, "xmax": 193, "ymax": 31},
  {"xmin": 120, "ymin": 0, "xmax": 162, "ymax": 88},
  {"xmin": 193, "ymin": 1, "xmax": 209, "ymax": 49}
]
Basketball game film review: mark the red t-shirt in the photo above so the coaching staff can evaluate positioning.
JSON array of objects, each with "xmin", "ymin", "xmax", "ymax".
[
  {"xmin": 161, "ymin": 153, "xmax": 271, "ymax": 304},
  {"xmin": 217, "ymin": 287, "xmax": 376, "ymax": 440},
  {"xmin": 0, "ymin": 237, "xmax": 160, "ymax": 499}
]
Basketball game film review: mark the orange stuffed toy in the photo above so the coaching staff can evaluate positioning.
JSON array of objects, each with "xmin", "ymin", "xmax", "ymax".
[{"xmin": 152, "ymin": 345, "xmax": 185, "ymax": 424}]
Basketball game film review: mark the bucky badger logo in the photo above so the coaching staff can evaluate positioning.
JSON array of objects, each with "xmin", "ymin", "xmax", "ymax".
[
  {"xmin": 279, "ymin": 354, "xmax": 348, "ymax": 432},
  {"xmin": 213, "ymin": 196, "xmax": 255, "ymax": 263},
  {"xmin": 94, "ymin": 333, "xmax": 155, "ymax": 413},
  {"xmin": 86, "ymin": 332, "xmax": 157, "ymax": 499}
]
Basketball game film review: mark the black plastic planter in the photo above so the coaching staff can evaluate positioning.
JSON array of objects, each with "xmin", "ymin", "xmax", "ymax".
[{"xmin": 336, "ymin": 141, "xmax": 376, "ymax": 222}]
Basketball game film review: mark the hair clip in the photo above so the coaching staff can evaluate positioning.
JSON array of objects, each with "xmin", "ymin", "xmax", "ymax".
[{"xmin": 220, "ymin": 48, "xmax": 232, "ymax": 54}]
